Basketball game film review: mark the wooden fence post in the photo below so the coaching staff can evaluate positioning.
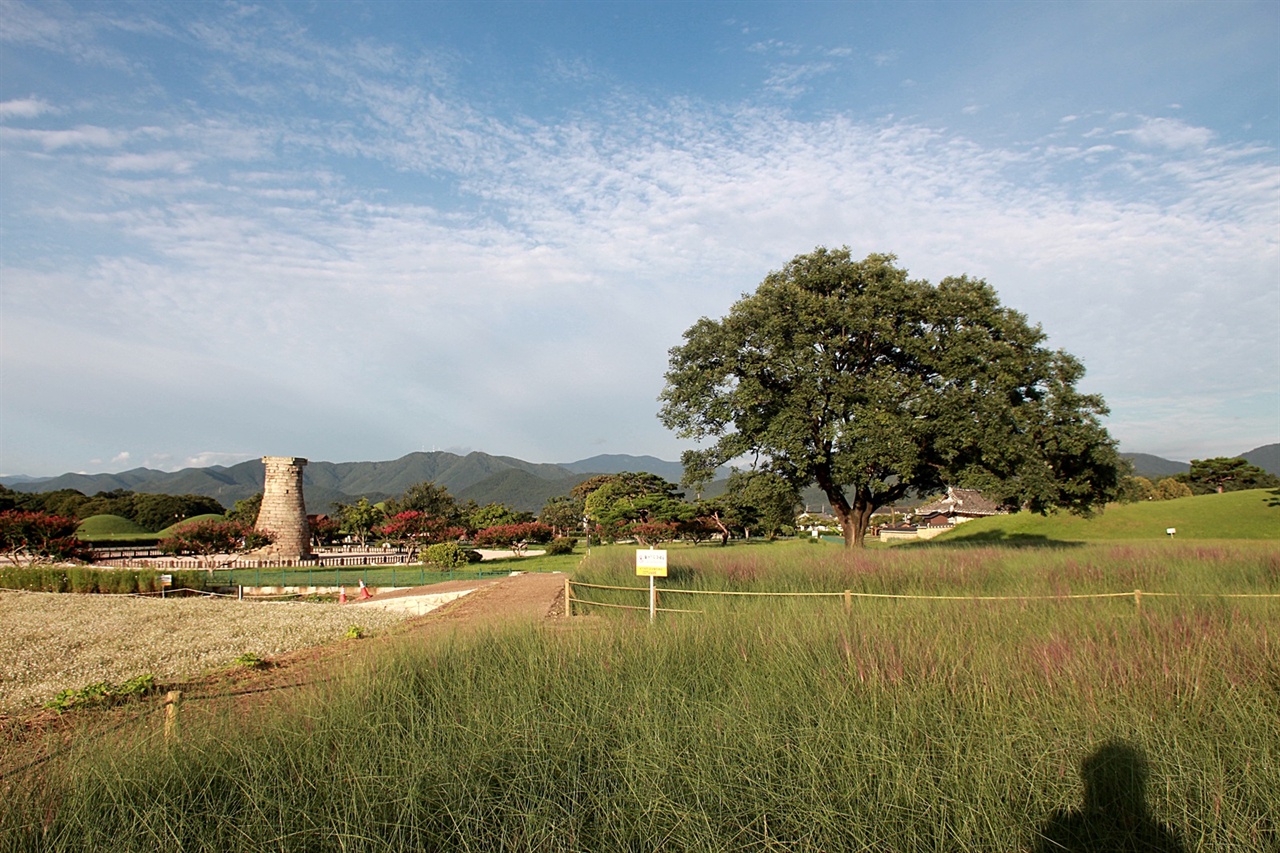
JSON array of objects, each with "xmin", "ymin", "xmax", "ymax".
[
  {"xmin": 843, "ymin": 589, "xmax": 852, "ymax": 615},
  {"xmin": 1134, "ymin": 589, "xmax": 1142, "ymax": 615},
  {"xmin": 564, "ymin": 577, "xmax": 572, "ymax": 617},
  {"xmin": 164, "ymin": 690, "xmax": 183, "ymax": 743}
]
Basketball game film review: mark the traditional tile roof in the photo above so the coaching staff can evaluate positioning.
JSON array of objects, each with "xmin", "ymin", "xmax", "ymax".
[{"xmin": 913, "ymin": 487, "xmax": 1004, "ymax": 518}]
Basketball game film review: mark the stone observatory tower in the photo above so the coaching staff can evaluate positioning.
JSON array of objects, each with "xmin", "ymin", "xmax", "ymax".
[{"xmin": 253, "ymin": 456, "xmax": 312, "ymax": 560}]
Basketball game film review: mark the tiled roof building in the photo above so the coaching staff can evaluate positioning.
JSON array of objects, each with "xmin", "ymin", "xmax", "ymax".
[{"xmin": 912, "ymin": 487, "xmax": 1005, "ymax": 522}]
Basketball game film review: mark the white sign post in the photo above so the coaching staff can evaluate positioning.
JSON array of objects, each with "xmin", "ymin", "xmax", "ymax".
[{"xmin": 636, "ymin": 548, "xmax": 668, "ymax": 624}]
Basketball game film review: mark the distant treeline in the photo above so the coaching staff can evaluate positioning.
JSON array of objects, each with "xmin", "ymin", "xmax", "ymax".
[{"xmin": 0, "ymin": 486, "xmax": 224, "ymax": 532}]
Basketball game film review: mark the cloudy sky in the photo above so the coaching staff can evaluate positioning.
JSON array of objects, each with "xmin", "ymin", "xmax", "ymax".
[{"xmin": 2, "ymin": 0, "xmax": 1277, "ymax": 477}]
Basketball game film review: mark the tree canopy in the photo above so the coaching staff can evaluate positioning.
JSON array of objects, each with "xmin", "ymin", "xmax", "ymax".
[
  {"xmin": 538, "ymin": 494, "xmax": 585, "ymax": 537},
  {"xmin": 1180, "ymin": 457, "xmax": 1280, "ymax": 494},
  {"xmin": 331, "ymin": 497, "xmax": 384, "ymax": 547},
  {"xmin": 385, "ymin": 481, "xmax": 463, "ymax": 525},
  {"xmin": 578, "ymin": 472, "xmax": 690, "ymax": 544},
  {"xmin": 660, "ymin": 248, "xmax": 1121, "ymax": 547}
]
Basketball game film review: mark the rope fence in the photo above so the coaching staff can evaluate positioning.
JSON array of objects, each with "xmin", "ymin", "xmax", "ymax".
[{"xmin": 564, "ymin": 580, "xmax": 1280, "ymax": 617}]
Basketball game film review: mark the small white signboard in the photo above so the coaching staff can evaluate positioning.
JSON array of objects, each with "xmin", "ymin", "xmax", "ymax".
[
  {"xmin": 636, "ymin": 549, "xmax": 668, "ymax": 577},
  {"xmin": 160, "ymin": 574, "xmax": 173, "ymax": 587}
]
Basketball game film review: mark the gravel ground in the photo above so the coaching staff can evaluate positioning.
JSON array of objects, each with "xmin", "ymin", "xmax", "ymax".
[{"xmin": 0, "ymin": 590, "xmax": 423, "ymax": 713}]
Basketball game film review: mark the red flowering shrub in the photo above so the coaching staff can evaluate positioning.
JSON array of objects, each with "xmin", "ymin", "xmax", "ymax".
[
  {"xmin": 309, "ymin": 515, "xmax": 342, "ymax": 546},
  {"xmin": 158, "ymin": 520, "xmax": 273, "ymax": 557},
  {"xmin": 472, "ymin": 522, "xmax": 554, "ymax": 548},
  {"xmin": 626, "ymin": 521, "xmax": 680, "ymax": 546},
  {"xmin": 376, "ymin": 511, "xmax": 464, "ymax": 554},
  {"xmin": 0, "ymin": 510, "xmax": 88, "ymax": 564}
]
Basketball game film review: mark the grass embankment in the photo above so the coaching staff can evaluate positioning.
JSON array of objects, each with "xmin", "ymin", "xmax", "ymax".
[
  {"xmin": 3, "ymin": 541, "xmax": 1276, "ymax": 851},
  {"xmin": 930, "ymin": 487, "xmax": 1279, "ymax": 544}
]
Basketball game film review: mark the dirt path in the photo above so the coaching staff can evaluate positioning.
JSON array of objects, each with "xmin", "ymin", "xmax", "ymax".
[{"xmin": 376, "ymin": 571, "xmax": 569, "ymax": 626}]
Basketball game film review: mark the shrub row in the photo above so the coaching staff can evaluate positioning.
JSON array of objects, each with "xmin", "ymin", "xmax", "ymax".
[{"xmin": 0, "ymin": 566, "xmax": 209, "ymax": 594}]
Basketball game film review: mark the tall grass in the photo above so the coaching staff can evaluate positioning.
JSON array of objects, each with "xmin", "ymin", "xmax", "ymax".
[
  {"xmin": 572, "ymin": 539, "xmax": 1280, "ymax": 608},
  {"xmin": 3, "ymin": 541, "xmax": 1276, "ymax": 851}
]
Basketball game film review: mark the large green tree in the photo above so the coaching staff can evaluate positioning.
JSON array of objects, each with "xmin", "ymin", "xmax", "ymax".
[
  {"xmin": 730, "ymin": 470, "xmax": 801, "ymax": 539},
  {"xmin": 1180, "ymin": 457, "xmax": 1280, "ymax": 494},
  {"xmin": 660, "ymin": 248, "xmax": 1121, "ymax": 547},
  {"xmin": 465, "ymin": 502, "xmax": 531, "ymax": 533},
  {"xmin": 331, "ymin": 497, "xmax": 384, "ymax": 547},
  {"xmin": 385, "ymin": 482, "xmax": 462, "ymax": 525},
  {"xmin": 538, "ymin": 494, "xmax": 585, "ymax": 537},
  {"xmin": 581, "ymin": 472, "xmax": 689, "ymax": 542}
]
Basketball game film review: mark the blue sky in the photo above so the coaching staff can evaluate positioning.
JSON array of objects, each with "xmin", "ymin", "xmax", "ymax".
[{"xmin": 2, "ymin": 0, "xmax": 1277, "ymax": 477}]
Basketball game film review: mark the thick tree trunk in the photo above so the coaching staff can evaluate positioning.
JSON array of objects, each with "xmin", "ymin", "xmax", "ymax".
[
  {"xmin": 815, "ymin": 462, "xmax": 889, "ymax": 547},
  {"xmin": 815, "ymin": 463, "xmax": 868, "ymax": 548},
  {"xmin": 847, "ymin": 499, "xmax": 876, "ymax": 548}
]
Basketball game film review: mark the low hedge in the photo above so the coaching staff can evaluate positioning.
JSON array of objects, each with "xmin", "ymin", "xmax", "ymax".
[
  {"xmin": 543, "ymin": 537, "xmax": 576, "ymax": 556},
  {"xmin": 420, "ymin": 542, "xmax": 483, "ymax": 569},
  {"xmin": 0, "ymin": 566, "xmax": 208, "ymax": 594}
]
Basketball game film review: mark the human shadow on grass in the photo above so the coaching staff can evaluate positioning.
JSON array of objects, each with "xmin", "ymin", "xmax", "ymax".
[{"xmin": 1032, "ymin": 740, "xmax": 1186, "ymax": 853}]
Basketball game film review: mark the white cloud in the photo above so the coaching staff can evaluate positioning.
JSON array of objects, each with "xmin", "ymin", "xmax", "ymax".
[
  {"xmin": 0, "ymin": 124, "xmax": 124, "ymax": 149},
  {"xmin": 102, "ymin": 151, "xmax": 195, "ymax": 172},
  {"xmin": 181, "ymin": 452, "xmax": 257, "ymax": 470},
  {"xmin": 748, "ymin": 39, "xmax": 803, "ymax": 57},
  {"xmin": 0, "ymin": 0, "xmax": 144, "ymax": 70},
  {"xmin": 1125, "ymin": 116, "xmax": 1215, "ymax": 150},
  {"xmin": 0, "ymin": 97, "xmax": 54, "ymax": 119},
  {"xmin": 762, "ymin": 61, "xmax": 836, "ymax": 96}
]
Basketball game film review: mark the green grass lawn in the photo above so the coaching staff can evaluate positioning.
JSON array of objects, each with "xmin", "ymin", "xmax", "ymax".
[{"xmin": 928, "ymin": 487, "xmax": 1279, "ymax": 544}]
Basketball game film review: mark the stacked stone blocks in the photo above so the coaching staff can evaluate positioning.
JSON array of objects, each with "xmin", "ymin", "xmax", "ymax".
[{"xmin": 253, "ymin": 456, "xmax": 312, "ymax": 559}]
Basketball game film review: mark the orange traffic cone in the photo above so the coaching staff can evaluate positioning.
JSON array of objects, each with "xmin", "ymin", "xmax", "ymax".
[
  {"xmin": 358, "ymin": 579, "xmax": 372, "ymax": 600},
  {"xmin": 339, "ymin": 586, "xmax": 347, "ymax": 604}
]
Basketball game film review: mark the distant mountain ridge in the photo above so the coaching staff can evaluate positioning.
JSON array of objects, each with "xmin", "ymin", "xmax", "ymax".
[
  {"xmin": 1, "ymin": 451, "xmax": 678, "ymax": 514},
  {"xmin": 1121, "ymin": 453, "xmax": 1190, "ymax": 479},
  {"xmin": 1241, "ymin": 444, "xmax": 1280, "ymax": 476},
  {"xmin": 1121, "ymin": 444, "xmax": 1279, "ymax": 479},
  {"xmin": 5, "ymin": 444, "xmax": 1275, "ymax": 513}
]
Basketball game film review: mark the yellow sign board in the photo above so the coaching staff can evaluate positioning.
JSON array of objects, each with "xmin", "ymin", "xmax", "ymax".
[{"xmin": 635, "ymin": 548, "xmax": 668, "ymax": 577}]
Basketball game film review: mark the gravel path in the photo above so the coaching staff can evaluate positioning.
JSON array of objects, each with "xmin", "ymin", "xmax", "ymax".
[{"xmin": 0, "ymin": 590, "xmax": 432, "ymax": 713}]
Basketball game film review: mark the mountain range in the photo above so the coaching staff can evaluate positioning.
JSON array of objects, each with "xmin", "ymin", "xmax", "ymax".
[
  {"xmin": 3, "ymin": 445, "xmax": 1276, "ymax": 514},
  {"xmin": 0, "ymin": 451, "xmax": 697, "ymax": 514},
  {"xmin": 1122, "ymin": 444, "xmax": 1279, "ymax": 480}
]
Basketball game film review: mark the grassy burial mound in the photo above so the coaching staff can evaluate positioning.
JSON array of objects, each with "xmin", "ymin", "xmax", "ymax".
[
  {"xmin": 154, "ymin": 513, "xmax": 230, "ymax": 537},
  {"xmin": 73, "ymin": 514, "xmax": 158, "ymax": 546},
  {"xmin": 3, "ymin": 540, "xmax": 1275, "ymax": 851},
  {"xmin": 929, "ymin": 487, "xmax": 1280, "ymax": 544},
  {"xmin": 74, "ymin": 514, "xmax": 149, "ymax": 539}
]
